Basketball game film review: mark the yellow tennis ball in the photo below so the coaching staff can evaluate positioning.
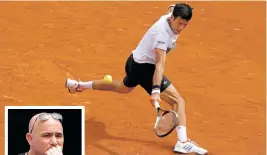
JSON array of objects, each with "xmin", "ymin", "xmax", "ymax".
[{"xmin": 104, "ymin": 75, "xmax": 112, "ymax": 83}]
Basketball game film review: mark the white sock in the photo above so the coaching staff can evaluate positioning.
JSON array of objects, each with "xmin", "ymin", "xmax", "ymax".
[
  {"xmin": 78, "ymin": 81, "xmax": 93, "ymax": 89},
  {"xmin": 176, "ymin": 126, "xmax": 188, "ymax": 142}
]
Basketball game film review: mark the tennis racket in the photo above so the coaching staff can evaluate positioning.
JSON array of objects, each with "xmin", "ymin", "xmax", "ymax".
[{"xmin": 153, "ymin": 101, "xmax": 179, "ymax": 138}]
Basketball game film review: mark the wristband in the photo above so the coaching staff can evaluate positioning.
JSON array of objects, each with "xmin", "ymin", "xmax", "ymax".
[
  {"xmin": 152, "ymin": 85, "xmax": 161, "ymax": 89},
  {"xmin": 151, "ymin": 89, "xmax": 160, "ymax": 95}
]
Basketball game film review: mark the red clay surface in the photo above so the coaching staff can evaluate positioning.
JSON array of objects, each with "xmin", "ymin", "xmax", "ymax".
[{"xmin": 0, "ymin": 2, "xmax": 266, "ymax": 155}]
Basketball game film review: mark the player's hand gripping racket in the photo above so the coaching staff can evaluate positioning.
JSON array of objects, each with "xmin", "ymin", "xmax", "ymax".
[{"xmin": 153, "ymin": 101, "xmax": 179, "ymax": 138}]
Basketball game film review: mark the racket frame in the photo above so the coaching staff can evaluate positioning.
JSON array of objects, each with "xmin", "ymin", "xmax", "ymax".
[{"xmin": 153, "ymin": 101, "xmax": 179, "ymax": 138}]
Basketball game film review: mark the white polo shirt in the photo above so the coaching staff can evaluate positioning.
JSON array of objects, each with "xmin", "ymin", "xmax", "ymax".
[{"xmin": 132, "ymin": 12, "xmax": 179, "ymax": 64}]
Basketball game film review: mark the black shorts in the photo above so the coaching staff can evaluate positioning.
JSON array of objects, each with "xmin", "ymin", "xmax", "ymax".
[{"xmin": 123, "ymin": 54, "xmax": 171, "ymax": 95}]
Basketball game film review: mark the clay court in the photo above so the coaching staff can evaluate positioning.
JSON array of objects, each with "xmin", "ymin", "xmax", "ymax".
[{"xmin": 0, "ymin": 1, "xmax": 266, "ymax": 155}]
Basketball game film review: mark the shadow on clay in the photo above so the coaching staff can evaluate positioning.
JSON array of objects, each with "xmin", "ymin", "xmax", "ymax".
[{"xmin": 86, "ymin": 117, "xmax": 174, "ymax": 155}]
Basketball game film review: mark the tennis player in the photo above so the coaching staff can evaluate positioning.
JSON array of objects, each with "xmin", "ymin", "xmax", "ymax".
[{"xmin": 65, "ymin": 3, "xmax": 208, "ymax": 154}]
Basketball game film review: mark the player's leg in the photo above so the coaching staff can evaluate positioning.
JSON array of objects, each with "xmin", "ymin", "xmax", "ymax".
[
  {"xmin": 140, "ymin": 76, "xmax": 187, "ymax": 141},
  {"xmin": 160, "ymin": 76, "xmax": 208, "ymax": 154},
  {"xmin": 160, "ymin": 80, "xmax": 187, "ymax": 140},
  {"xmin": 65, "ymin": 78, "xmax": 135, "ymax": 94},
  {"xmin": 65, "ymin": 54, "xmax": 139, "ymax": 94}
]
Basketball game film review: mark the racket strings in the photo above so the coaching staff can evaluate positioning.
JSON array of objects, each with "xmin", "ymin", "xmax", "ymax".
[{"xmin": 155, "ymin": 112, "xmax": 177, "ymax": 134}]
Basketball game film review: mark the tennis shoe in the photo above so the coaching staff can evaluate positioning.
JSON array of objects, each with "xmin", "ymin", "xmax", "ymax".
[
  {"xmin": 65, "ymin": 78, "xmax": 82, "ymax": 93},
  {"xmin": 173, "ymin": 139, "xmax": 208, "ymax": 155}
]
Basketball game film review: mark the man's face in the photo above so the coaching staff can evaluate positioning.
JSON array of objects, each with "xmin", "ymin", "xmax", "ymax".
[
  {"xmin": 30, "ymin": 118, "xmax": 64, "ymax": 155},
  {"xmin": 170, "ymin": 16, "xmax": 190, "ymax": 35}
]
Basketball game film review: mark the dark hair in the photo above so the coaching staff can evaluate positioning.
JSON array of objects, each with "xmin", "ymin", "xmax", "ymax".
[{"xmin": 172, "ymin": 3, "xmax": 193, "ymax": 21}]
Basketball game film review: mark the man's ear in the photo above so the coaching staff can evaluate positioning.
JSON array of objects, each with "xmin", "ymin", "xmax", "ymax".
[{"xmin": 26, "ymin": 133, "xmax": 33, "ymax": 146}]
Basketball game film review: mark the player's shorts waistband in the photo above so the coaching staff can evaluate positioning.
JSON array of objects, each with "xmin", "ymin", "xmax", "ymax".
[{"xmin": 131, "ymin": 54, "xmax": 155, "ymax": 65}]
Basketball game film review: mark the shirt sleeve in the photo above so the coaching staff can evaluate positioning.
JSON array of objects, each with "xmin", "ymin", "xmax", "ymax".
[{"xmin": 153, "ymin": 32, "xmax": 169, "ymax": 52}]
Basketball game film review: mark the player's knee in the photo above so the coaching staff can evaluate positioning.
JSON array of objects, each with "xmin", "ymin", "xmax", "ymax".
[
  {"xmin": 165, "ymin": 90, "xmax": 184, "ymax": 105},
  {"xmin": 174, "ymin": 95, "xmax": 186, "ymax": 115},
  {"xmin": 173, "ymin": 95, "xmax": 185, "ymax": 106},
  {"xmin": 178, "ymin": 96, "xmax": 185, "ymax": 105}
]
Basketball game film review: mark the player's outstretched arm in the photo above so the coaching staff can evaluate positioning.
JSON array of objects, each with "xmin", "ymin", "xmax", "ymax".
[
  {"xmin": 153, "ymin": 48, "xmax": 166, "ymax": 87},
  {"xmin": 149, "ymin": 48, "xmax": 166, "ymax": 106}
]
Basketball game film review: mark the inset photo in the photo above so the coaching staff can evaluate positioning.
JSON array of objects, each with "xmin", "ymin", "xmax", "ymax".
[{"xmin": 5, "ymin": 106, "xmax": 85, "ymax": 155}]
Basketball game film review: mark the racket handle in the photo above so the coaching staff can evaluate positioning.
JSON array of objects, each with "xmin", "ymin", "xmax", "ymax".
[{"xmin": 154, "ymin": 101, "xmax": 160, "ymax": 109}]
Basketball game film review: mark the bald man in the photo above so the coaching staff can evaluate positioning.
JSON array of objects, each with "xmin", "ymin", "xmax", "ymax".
[{"xmin": 18, "ymin": 113, "xmax": 64, "ymax": 155}]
